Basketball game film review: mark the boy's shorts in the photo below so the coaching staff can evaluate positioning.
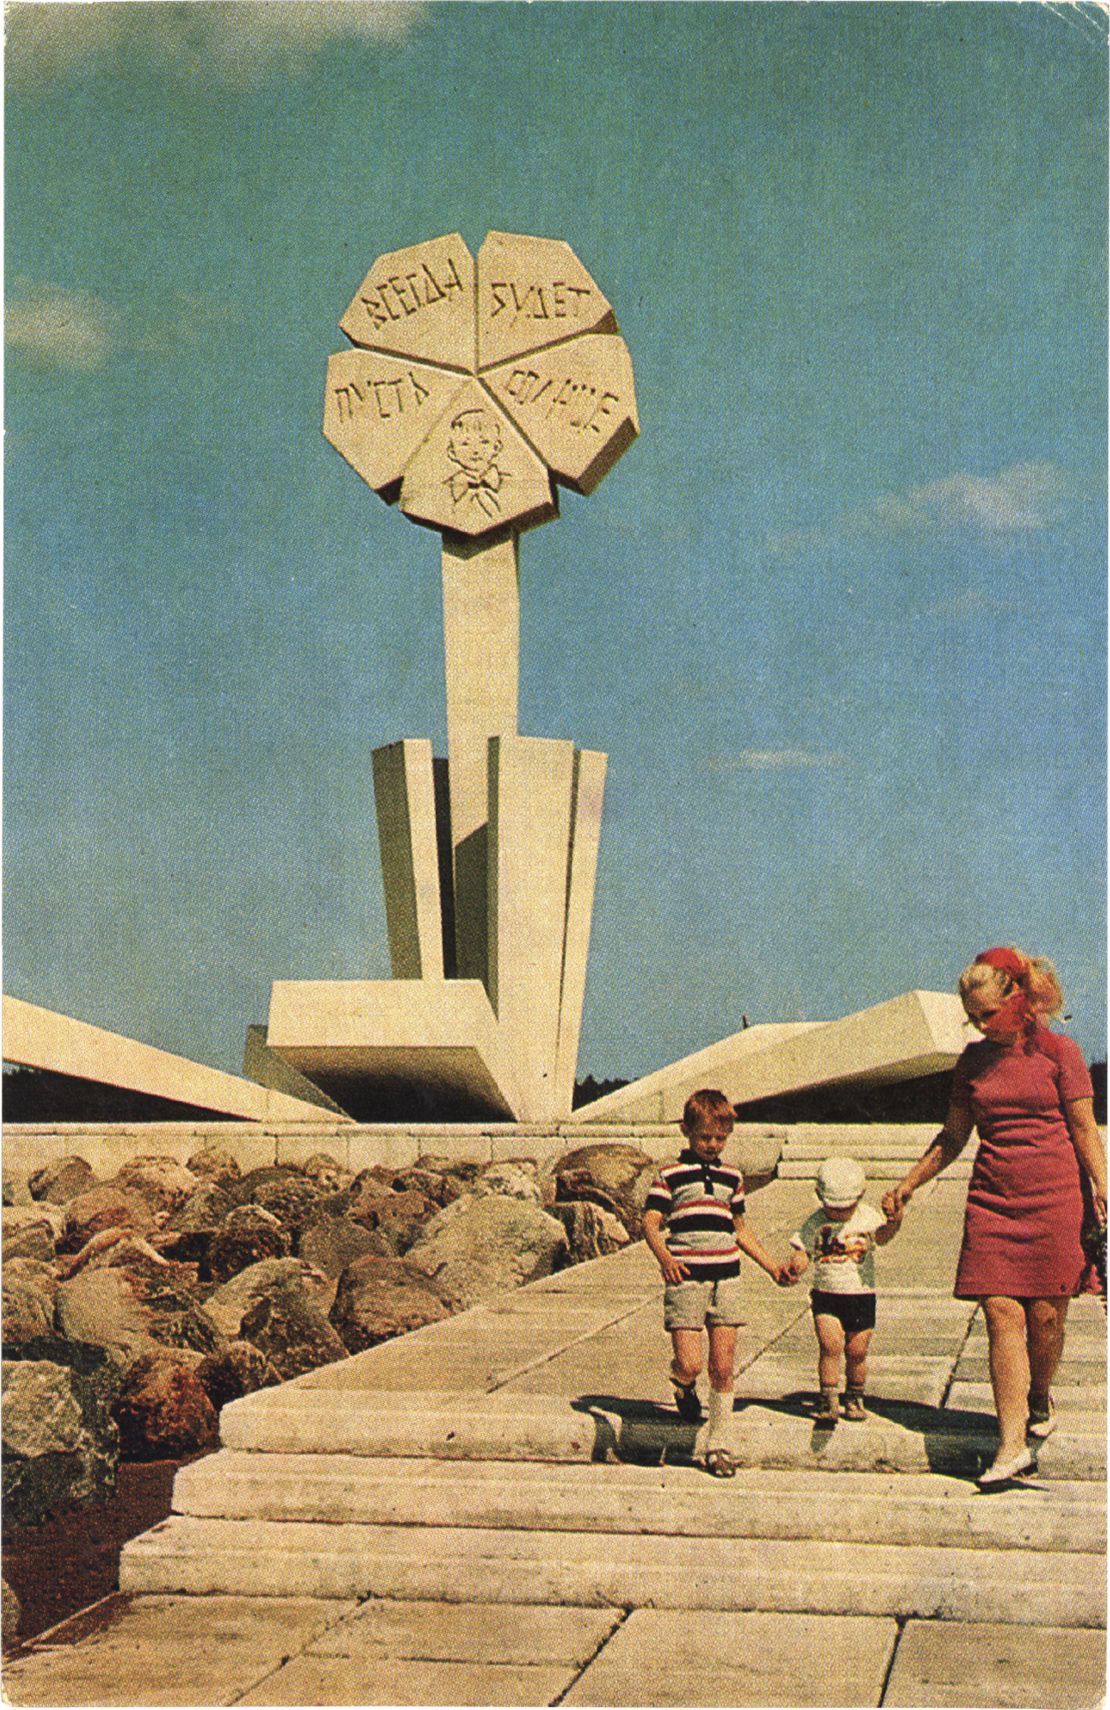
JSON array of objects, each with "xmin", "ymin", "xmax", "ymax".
[
  {"xmin": 664, "ymin": 1275, "xmax": 744, "ymax": 1330},
  {"xmin": 810, "ymin": 1289, "xmax": 876, "ymax": 1335}
]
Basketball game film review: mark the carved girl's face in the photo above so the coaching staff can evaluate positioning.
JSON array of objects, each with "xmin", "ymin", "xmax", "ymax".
[{"xmin": 449, "ymin": 409, "xmax": 501, "ymax": 476}]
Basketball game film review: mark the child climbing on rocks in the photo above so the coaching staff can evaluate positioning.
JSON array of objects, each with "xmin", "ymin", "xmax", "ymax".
[
  {"xmin": 785, "ymin": 1155, "xmax": 902, "ymax": 1422},
  {"xmin": 642, "ymin": 1088, "xmax": 788, "ymax": 1476}
]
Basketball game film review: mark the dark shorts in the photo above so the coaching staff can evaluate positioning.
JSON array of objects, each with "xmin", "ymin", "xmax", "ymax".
[{"xmin": 811, "ymin": 1290, "xmax": 876, "ymax": 1335}]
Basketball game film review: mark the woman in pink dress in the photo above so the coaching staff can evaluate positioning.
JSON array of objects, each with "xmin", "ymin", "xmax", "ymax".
[{"xmin": 884, "ymin": 948, "xmax": 1106, "ymax": 1486}]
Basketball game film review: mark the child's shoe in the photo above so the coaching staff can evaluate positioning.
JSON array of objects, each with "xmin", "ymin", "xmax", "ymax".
[
  {"xmin": 843, "ymin": 1389, "xmax": 867, "ymax": 1422},
  {"xmin": 671, "ymin": 1379, "xmax": 703, "ymax": 1423},
  {"xmin": 814, "ymin": 1385, "xmax": 840, "ymax": 1424}
]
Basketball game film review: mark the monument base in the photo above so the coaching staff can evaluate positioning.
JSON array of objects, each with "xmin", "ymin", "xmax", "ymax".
[{"xmin": 265, "ymin": 979, "xmax": 521, "ymax": 1121}]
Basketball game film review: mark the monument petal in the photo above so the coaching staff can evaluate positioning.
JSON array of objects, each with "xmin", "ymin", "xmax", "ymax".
[
  {"xmin": 476, "ymin": 231, "xmax": 617, "ymax": 371},
  {"xmin": 399, "ymin": 379, "xmax": 557, "ymax": 537},
  {"xmin": 339, "ymin": 233, "xmax": 476, "ymax": 370},
  {"xmin": 323, "ymin": 351, "xmax": 465, "ymax": 500},
  {"xmin": 482, "ymin": 333, "xmax": 640, "ymax": 495}
]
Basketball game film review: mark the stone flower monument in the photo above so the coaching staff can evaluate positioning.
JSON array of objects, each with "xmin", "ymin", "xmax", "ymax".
[{"xmin": 262, "ymin": 232, "xmax": 639, "ymax": 1122}]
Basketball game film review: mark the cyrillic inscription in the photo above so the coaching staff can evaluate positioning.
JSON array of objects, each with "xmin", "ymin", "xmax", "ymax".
[
  {"xmin": 333, "ymin": 368, "xmax": 433, "ymax": 422},
  {"xmin": 359, "ymin": 257, "xmax": 465, "ymax": 331},
  {"xmin": 488, "ymin": 280, "xmax": 592, "ymax": 326},
  {"xmin": 504, "ymin": 368, "xmax": 619, "ymax": 435}
]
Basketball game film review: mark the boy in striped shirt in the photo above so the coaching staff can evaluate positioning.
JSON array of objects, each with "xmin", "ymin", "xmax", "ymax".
[{"xmin": 643, "ymin": 1088, "xmax": 788, "ymax": 1476}]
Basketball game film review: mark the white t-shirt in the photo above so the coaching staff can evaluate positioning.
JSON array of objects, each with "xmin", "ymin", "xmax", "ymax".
[{"xmin": 790, "ymin": 1201, "xmax": 886, "ymax": 1294}]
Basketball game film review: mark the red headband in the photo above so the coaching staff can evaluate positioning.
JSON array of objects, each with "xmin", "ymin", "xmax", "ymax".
[{"xmin": 975, "ymin": 947, "xmax": 1029, "ymax": 984}]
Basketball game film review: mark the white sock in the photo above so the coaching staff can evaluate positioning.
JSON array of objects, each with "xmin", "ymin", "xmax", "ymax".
[{"xmin": 706, "ymin": 1385, "xmax": 735, "ymax": 1451}]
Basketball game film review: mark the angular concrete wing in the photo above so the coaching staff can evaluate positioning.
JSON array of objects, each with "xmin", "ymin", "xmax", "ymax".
[
  {"xmin": 570, "ymin": 992, "xmax": 970, "ymax": 1124},
  {"xmin": 3, "ymin": 995, "xmax": 346, "ymax": 1123}
]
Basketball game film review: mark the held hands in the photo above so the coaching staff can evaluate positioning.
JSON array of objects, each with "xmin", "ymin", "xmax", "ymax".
[
  {"xmin": 882, "ymin": 1184, "xmax": 912, "ymax": 1221},
  {"xmin": 775, "ymin": 1261, "xmax": 800, "ymax": 1287}
]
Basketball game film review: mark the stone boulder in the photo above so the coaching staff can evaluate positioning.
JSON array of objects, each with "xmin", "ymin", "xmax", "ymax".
[
  {"xmin": 58, "ymin": 1229, "xmax": 177, "ymax": 1279},
  {"xmin": 4, "ymin": 1204, "xmax": 65, "ymax": 1263},
  {"xmin": 113, "ymin": 1350, "xmax": 220, "ymax": 1461},
  {"xmin": 300, "ymin": 1153, "xmax": 354, "ymax": 1194},
  {"xmin": 195, "ymin": 1340, "xmax": 282, "ymax": 1413},
  {"xmin": 60, "ymin": 1186, "xmax": 155, "ymax": 1253},
  {"xmin": 225, "ymin": 1165, "xmax": 304, "ymax": 1207},
  {"xmin": 28, "ymin": 1155, "xmax": 96, "ymax": 1204},
  {"xmin": 55, "ymin": 1266, "xmax": 221, "ymax": 1368},
  {"xmin": 472, "ymin": 1159, "xmax": 542, "ymax": 1203},
  {"xmin": 204, "ymin": 1205, "xmax": 291, "ymax": 1282},
  {"xmin": 2, "ymin": 1359, "xmax": 119, "ymax": 1525},
  {"xmin": 2, "ymin": 1257, "xmax": 60, "ymax": 1300},
  {"xmin": 154, "ymin": 1182, "xmax": 235, "ymax": 1263},
  {"xmin": 393, "ymin": 1158, "xmax": 479, "ymax": 1207},
  {"xmin": 407, "ymin": 1194, "xmax": 569, "ymax": 1308},
  {"xmin": 186, "ymin": 1145, "xmax": 242, "ymax": 1187},
  {"xmin": 299, "ymin": 1212, "xmax": 381, "ymax": 1279},
  {"xmin": 2, "ymin": 1273, "xmax": 55, "ymax": 1347},
  {"xmin": 238, "ymin": 1277, "xmax": 347, "ymax": 1380},
  {"xmin": 3, "ymin": 1579, "xmax": 21, "ymax": 1650},
  {"xmin": 550, "ymin": 1199, "xmax": 631, "ymax": 1263},
  {"xmin": 549, "ymin": 1143, "xmax": 657, "ymax": 1236},
  {"xmin": 233, "ymin": 1174, "xmax": 326, "ymax": 1244},
  {"xmin": 202, "ymin": 1257, "xmax": 336, "ymax": 1339},
  {"xmin": 3, "ymin": 1174, "xmax": 32, "ymax": 1206},
  {"xmin": 347, "ymin": 1186, "xmax": 436, "ymax": 1254},
  {"xmin": 330, "ymin": 1255, "xmax": 458, "ymax": 1354},
  {"xmin": 111, "ymin": 1156, "xmax": 200, "ymax": 1219}
]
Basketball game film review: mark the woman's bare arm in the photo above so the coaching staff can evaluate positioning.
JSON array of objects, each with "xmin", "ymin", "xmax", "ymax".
[
  {"xmin": 1065, "ymin": 1097, "xmax": 1107, "ymax": 1218},
  {"xmin": 881, "ymin": 1098, "xmax": 975, "ymax": 1218}
]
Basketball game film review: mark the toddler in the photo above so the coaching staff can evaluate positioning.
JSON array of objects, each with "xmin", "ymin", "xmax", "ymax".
[{"xmin": 787, "ymin": 1156, "xmax": 901, "ymax": 1422}]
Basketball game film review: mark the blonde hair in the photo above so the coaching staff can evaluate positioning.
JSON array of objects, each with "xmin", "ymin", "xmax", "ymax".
[{"xmin": 958, "ymin": 948, "xmax": 1064, "ymax": 1020}]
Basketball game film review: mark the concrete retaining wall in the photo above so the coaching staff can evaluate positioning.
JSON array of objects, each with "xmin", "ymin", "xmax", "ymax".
[{"xmin": 2, "ymin": 1120, "xmax": 945, "ymax": 1182}]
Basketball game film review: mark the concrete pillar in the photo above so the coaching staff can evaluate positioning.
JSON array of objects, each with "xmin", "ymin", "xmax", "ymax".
[
  {"xmin": 487, "ymin": 734, "xmax": 577, "ymax": 1122},
  {"xmin": 371, "ymin": 740, "xmax": 445, "ymax": 981},
  {"xmin": 553, "ymin": 748, "xmax": 607, "ymax": 1114},
  {"xmin": 441, "ymin": 536, "xmax": 520, "ymax": 986}
]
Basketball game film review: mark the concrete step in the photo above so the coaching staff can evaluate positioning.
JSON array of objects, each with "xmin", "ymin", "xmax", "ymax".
[
  {"xmin": 173, "ymin": 1453, "xmax": 1107, "ymax": 1554},
  {"xmin": 218, "ymin": 1391, "xmax": 1106, "ymax": 1478},
  {"xmin": 779, "ymin": 1137, "xmax": 970, "ymax": 1160},
  {"xmin": 118, "ymin": 1514, "xmax": 1106, "ymax": 1626}
]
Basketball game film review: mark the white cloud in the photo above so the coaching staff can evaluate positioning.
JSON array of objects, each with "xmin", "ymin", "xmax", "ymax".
[
  {"xmin": 706, "ymin": 749, "xmax": 845, "ymax": 772},
  {"xmin": 7, "ymin": 3, "xmax": 430, "ymax": 89},
  {"xmin": 768, "ymin": 461, "xmax": 1080, "ymax": 557},
  {"xmin": 6, "ymin": 280, "xmax": 231, "ymax": 370},
  {"xmin": 5, "ymin": 283, "xmax": 115, "ymax": 371}
]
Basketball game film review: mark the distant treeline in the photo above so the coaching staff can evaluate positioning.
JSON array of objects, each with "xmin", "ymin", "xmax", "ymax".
[{"xmin": 6, "ymin": 1060, "xmax": 1106, "ymax": 1126}]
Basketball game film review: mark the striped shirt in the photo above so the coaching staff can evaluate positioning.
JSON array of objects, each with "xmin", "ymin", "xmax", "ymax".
[{"xmin": 644, "ymin": 1150, "xmax": 746, "ymax": 1280}]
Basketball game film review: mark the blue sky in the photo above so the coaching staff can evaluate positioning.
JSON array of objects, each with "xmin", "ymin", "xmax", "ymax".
[{"xmin": 5, "ymin": 1, "xmax": 1107, "ymax": 1080}]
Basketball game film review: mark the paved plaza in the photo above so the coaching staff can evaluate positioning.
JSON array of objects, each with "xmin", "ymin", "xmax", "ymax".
[{"xmin": 4, "ymin": 1171, "xmax": 1106, "ymax": 1707}]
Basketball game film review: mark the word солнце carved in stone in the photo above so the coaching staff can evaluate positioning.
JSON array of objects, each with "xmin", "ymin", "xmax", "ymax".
[
  {"xmin": 504, "ymin": 367, "xmax": 620, "ymax": 435},
  {"xmin": 333, "ymin": 368, "xmax": 433, "ymax": 422},
  {"xmin": 488, "ymin": 280, "xmax": 593, "ymax": 326},
  {"xmin": 359, "ymin": 256, "xmax": 467, "ymax": 332}
]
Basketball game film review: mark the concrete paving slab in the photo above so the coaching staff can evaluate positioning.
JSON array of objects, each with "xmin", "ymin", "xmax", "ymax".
[
  {"xmin": 304, "ymin": 1595, "xmax": 621, "ymax": 1662},
  {"xmin": 947, "ymin": 1380, "xmax": 1105, "ymax": 1419},
  {"xmin": 884, "ymin": 1618, "xmax": 1107, "ymax": 1708},
  {"xmin": 562, "ymin": 1609, "xmax": 897, "ymax": 1707},
  {"xmin": 2, "ymin": 1594, "xmax": 357, "ymax": 1707},
  {"xmin": 954, "ymin": 1356, "xmax": 1107, "ymax": 1386},
  {"xmin": 237, "ymin": 1653, "xmax": 576, "ymax": 1705},
  {"xmin": 737, "ymin": 1356, "xmax": 952, "ymax": 1408}
]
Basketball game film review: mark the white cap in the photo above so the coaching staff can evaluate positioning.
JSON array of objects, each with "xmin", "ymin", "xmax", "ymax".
[{"xmin": 816, "ymin": 1156, "xmax": 866, "ymax": 1209}]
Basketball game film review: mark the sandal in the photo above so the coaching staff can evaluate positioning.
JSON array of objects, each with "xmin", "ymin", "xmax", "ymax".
[
  {"xmin": 671, "ymin": 1379, "xmax": 703, "ymax": 1423},
  {"xmin": 705, "ymin": 1448, "xmax": 737, "ymax": 1478}
]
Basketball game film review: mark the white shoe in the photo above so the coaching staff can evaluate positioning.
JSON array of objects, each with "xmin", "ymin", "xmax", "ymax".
[
  {"xmin": 978, "ymin": 1447, "xmax": 1035, "ymax": 1487},
  {"xmin": 1027, "ymin": 1397, "xmax": 1057, "ymax": 1440}
]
